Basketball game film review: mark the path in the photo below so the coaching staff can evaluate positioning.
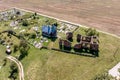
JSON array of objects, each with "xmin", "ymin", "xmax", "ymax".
[{"xmin": 6, "ymin": 56, "xmax": 24, "ymax": 80}]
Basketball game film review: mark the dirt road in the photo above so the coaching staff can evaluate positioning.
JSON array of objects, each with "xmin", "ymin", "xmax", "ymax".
[{"xmin": 6, "ymin": 56, "xmax": 24, "ymax": 80}]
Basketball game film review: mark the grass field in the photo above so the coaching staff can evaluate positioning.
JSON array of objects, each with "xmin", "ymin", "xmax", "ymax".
[
  {"xmin": 21, "ymin": 32, "xmax": 120, "ymax": 80},
  {"xmin": 0, "ymin": 8, "xmax": 120, "ymax": 80},
  {"xmin": 0, "ymin": 28, "xmax": 119, "ymax": 80}
]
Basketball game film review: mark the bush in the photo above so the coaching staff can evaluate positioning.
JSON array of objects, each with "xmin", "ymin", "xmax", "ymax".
[
  {"xmin": 85, "ymin": 28, "xmax": 99, "ymax": 36},
  {"xmin": 29, "ymin": 33, "xmax": 36, "ymax": 39},
  {"xmin": 13, "ymin": 44, "xmax": 19, "ymax": 53},
  {"xmin": 44, "ymin": 18, "xmax": 58, "ymax": 25},
  {"xmin": 16, "ymin": 11, "xmax": 20, "ymax": 15},
  {"xmin": 19, "ymin": 40, "xmax": 29, "ymax": 49},
  {"xmin": 93, "ymin": 72, "xmax": 114, "ymax": 80},
  {"xmin": 17, "ymin": 33, "xmax": 24, "ymax": 39},
  {"xmin": 24, "ymin": 32, "xmax": 30, "ymax": 36},
  {"xmin": 9, "ymin": 63, "xmax": 18, "ymax": 80},
  {"xmin": 19, "ymin": 40, "xmax": 29, "ymax": 60},
  {"xmin": 22, "ymin": 20, "xmax": 29, "ymax": 26}
]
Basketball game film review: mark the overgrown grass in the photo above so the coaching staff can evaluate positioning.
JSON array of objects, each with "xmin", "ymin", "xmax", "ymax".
[{"xmin": 21, "ymin": 28, "xmax": 120, "ymax": 80}]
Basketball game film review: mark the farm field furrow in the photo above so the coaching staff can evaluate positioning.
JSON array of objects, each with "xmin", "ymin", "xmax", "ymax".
[{"xmin": 0, "ymin": 0, "xmax": 120, "ymax": 36}]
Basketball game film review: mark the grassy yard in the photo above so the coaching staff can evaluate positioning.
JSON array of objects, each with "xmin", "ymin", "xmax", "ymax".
[{"xmin": 21, "ymin": 28, "xmax": 120, "ymax": 80}]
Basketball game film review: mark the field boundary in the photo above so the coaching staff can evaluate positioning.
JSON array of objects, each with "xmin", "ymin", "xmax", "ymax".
[{"xmin": 42, "ymin": 46, "xmax": 96, "ymax": 57}]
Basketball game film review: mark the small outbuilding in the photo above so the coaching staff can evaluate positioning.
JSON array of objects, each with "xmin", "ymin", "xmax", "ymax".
[{"xmin": 59, "ymin": 39, "xmax": 71, "ymax": 50}]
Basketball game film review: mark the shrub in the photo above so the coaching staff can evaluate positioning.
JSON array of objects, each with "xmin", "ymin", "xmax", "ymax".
[
  {"xmin": 29, "ymin": 33, "xmax": 36, "ymax": 39},
  {"xmin": 93, "ymin": 72, "xmax": 114, "ymax": 80},
  {"xmin": 13, "ymin": 44, "xmax": 19, "ymax": 53},
  {"xmin": 44, "ymin": 18, "xmax": 58, "ymax": 25},
  {"xmin": 19, "ymin": 40, "xmax": 29, "ymax": 60},
  {"xmin": 22, "ymin": 20, "xmax": 29, "ymax": 26},
  {"xmin": 85, "ymin": 28, "xmax": 99, "ymax": 36},
  {"xmin": 9, "ymin": 62, "xmax": 18, "ymax": 80}
]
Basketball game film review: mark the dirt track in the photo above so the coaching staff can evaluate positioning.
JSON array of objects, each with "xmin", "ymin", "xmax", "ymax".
[
  {"xmin": 7, "ymin": 56, "xmax": 24, "ymax": 80},
  {"xmin": 0, "ymin": 0, "xmax": 120, "ymax": 36}
]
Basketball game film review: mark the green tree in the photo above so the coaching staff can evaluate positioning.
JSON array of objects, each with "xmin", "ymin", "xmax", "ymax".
[
  {"xmin": 29, "ymin": 33, "xmax": 36, "ymax": 39},
  {"xmin": 13, "ymin": 44, "xmax": 19, "ymax": 53},
  {"xmin": 85, "ymin": 28, "xmax": 99, "ymax": 36},
  {"xmin": 44, "ymin": 18, "xmax": 57, "ymax": 25},
  {"xmin": 9, "ymin": 62, "xmax": 18, "ymax": 80},
  {"xmin": 22, "ymin": 20, "xmax": 29, "ymax": 26},
  {"xmin": 18, "ymin": 40, "xmax": 29, "ymax": 60},
  {"xmin": 93, "ymin": 72, "xmax": 114, "ymax": 80},
  {"xmin": 2, "ymin": 59, "xmax": 7, "ymax": 66}
]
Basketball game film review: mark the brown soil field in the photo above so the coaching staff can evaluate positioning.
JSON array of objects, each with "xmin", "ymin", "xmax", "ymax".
[{"xmin": 0, "ymin": 0, "xmax": 120, "ymax": 36}]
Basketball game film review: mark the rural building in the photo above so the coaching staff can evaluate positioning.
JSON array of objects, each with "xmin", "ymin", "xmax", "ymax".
[
  {"xmin": 59, "ymin": 39, "xmax": 71, "ymax": 50},
  {"xmin": 42, "ymin": 25, "xmax": 57, "ymax": 37},
  {"xmin": 59, "ymin": 33, "xmax": 99, "ymax": 56}
]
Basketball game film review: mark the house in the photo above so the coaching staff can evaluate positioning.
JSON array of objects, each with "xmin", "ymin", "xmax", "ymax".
[{"xmin": 42, "ymin": 25, "xmax": 57, "ymax": 37}]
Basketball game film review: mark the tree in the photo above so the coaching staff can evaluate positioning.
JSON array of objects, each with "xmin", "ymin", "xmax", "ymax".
[
  {"xmin": 9, "ymin": 62, "xmax": 18, "ymax": 80},
  {"xmin": 93, "ymin": 72, "xmax": 114, "ymax": 80},
  {"xmin": 2, "ymin": 59, "xmax": 7, "ymax": 66},
  {"xmin": 44, "ymin": 18, "xmax": 58, "ymax": 25},
  {"xmin": 34, "ymin": 12, "xmax": 37, "ymax": 16},
  {"xmin": 85, "ymin": 28, "xmax": 99, "ymax": 36},
  {"xmin": 29, "ymin": 33, "xmax": 36, "ymax": 39},
  {"xmin": 22, "ymin": 20, "xmax": 29, "ymax": 26},
  {"xmin": 18, "ymin": 40, "xmax": 29, "ymax": 60},
  {"xmin": 13, "ymin": 44, "xmax": 19, "ymax": 53},
  {"xmin": 19, "ymin": 39, "xmax": 29, "ymax": 50},
  {"xmin": 17, "ymin": 33, "xmax": 24, "ymax": 39},
  {"xmin": 16, "ymin": 11, "xmax": 20, "ymax": 15},
  {"xmin": 19, "ymin": 47, "xmax": 28, "ymax": 60}
]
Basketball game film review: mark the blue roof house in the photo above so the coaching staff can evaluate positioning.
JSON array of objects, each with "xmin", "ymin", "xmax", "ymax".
[{"xmin": 42, "ymin": 25, "xmax": 57, "ymax": 37}]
